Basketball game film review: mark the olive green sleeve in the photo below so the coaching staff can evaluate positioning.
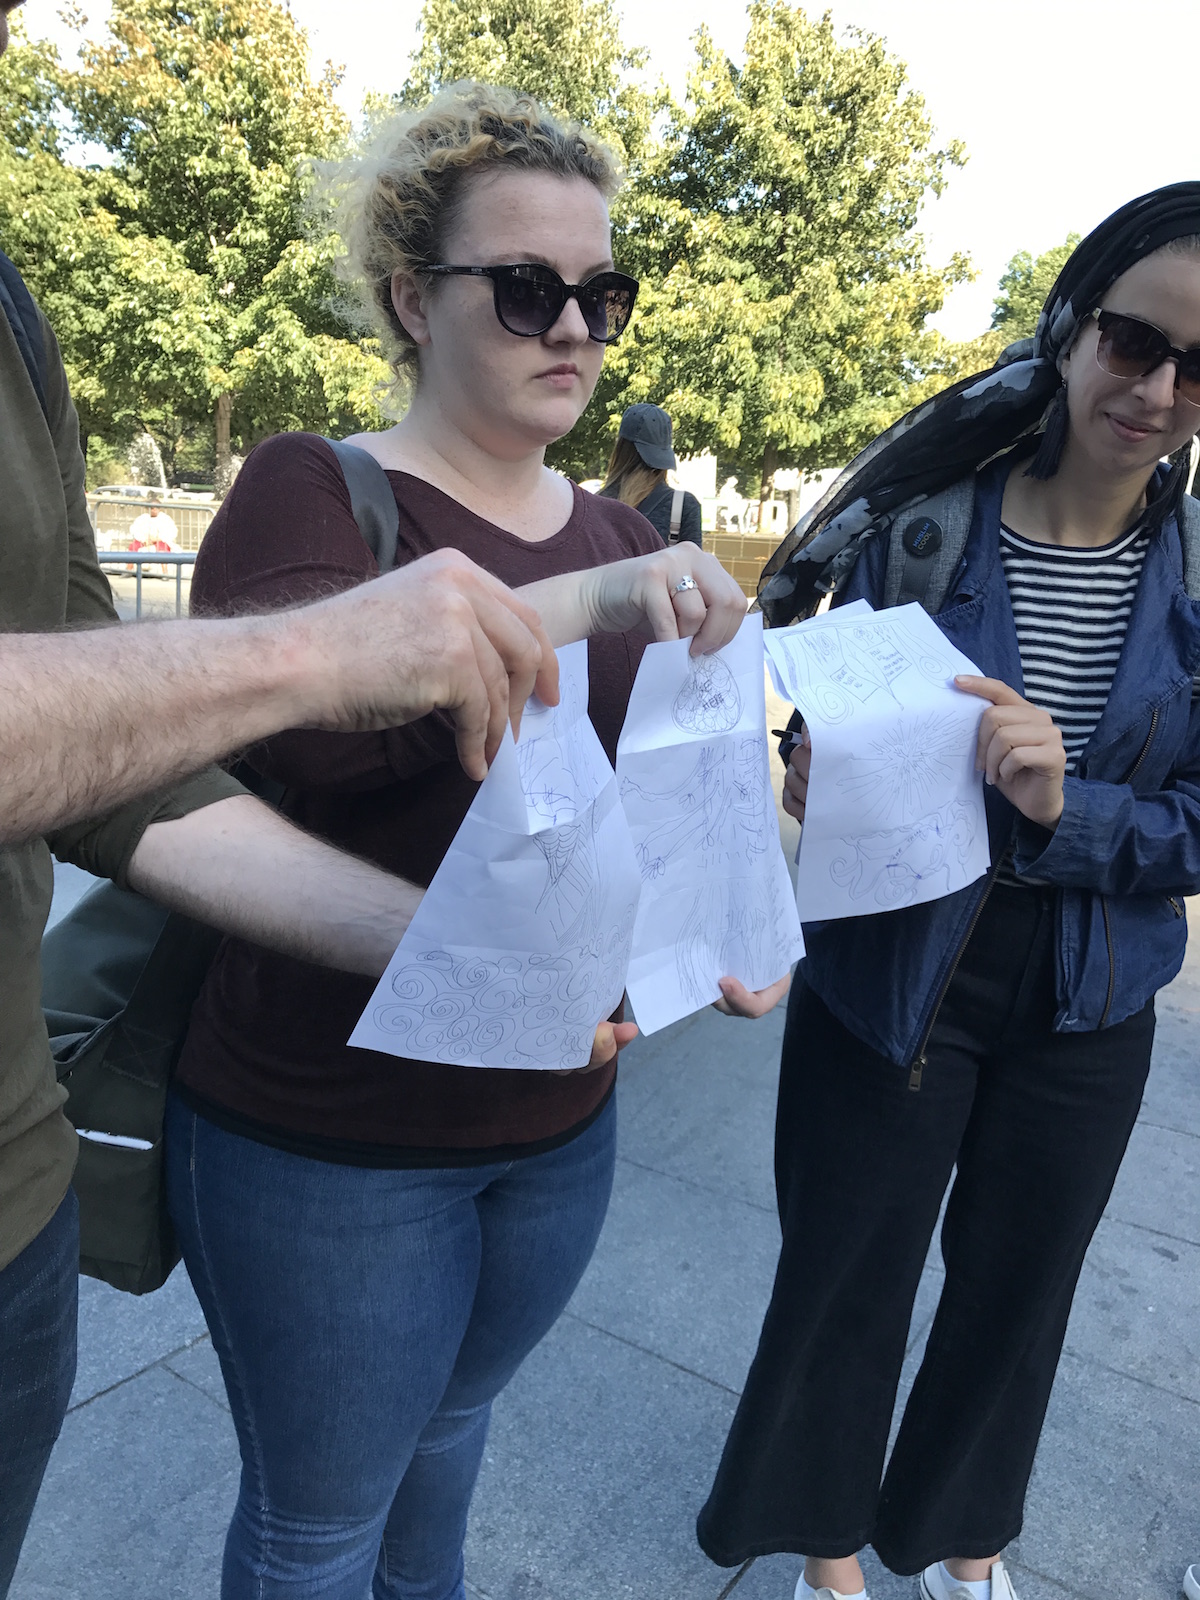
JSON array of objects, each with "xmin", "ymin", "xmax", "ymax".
[
  {"xmin": 39, "ymin": 310, "xmax": 120, "ymax": 630},
  {"xmin": 37, "ymin": 309, "xmax": 249, "ymax": 882},
  {"xmin": 47, "ymin": 767, "xmax": 248, "ymax": 887}
]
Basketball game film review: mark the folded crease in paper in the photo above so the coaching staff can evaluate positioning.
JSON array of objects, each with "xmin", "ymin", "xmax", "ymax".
[{"xmin": 349, "ymin": 641, "xmax": 641, "ymax": 1071}]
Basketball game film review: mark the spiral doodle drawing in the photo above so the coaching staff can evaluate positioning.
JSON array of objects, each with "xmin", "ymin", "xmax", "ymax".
[{"xmin": 370, "ymin": 919, "xmax": 634, "ymax": 1069}]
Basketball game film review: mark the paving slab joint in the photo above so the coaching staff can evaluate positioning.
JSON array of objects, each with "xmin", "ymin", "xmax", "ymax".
[
  {"xmin": 715, "ymin": 1558, "xmax": 757, "ymax": 1599},
  {"xmin": 67, "ymin": 1330, "xmax": 215, "ymax": 1416},
  {"xmin": 561, "ymin": 1309, "xmax": 744, "ymax": 1396}
]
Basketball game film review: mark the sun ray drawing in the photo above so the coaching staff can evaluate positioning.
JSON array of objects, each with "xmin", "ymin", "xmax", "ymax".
[{"xmin": 837, "ymin": 715, "xmax": 967, "ymax": 825}]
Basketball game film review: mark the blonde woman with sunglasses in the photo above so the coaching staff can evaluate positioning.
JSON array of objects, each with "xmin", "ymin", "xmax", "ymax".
[{"xmin": 164, "ymin": 83, "xmax": 759, "ymax": 1600}]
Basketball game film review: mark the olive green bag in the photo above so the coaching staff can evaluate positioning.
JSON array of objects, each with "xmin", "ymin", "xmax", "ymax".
[
  {"xmin": 39, "ymin": 439, "xmax": 399, "ymax": 1295},
  {"xmin": 42, "ymin": 887, "xmax": 223, "ymax": 1294}
]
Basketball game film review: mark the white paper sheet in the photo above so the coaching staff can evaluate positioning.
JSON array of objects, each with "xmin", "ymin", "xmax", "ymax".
[
  {"xmin": 617, "ymin": 614, "xmax": 805, "ymax": 1035},
  {"xmin": 349, "ymin": 641, "xmax": 642, "ymax": 1070},
  {"xmin": 764, "ymin": 603, "xmax": 990, "ymax": 920}
]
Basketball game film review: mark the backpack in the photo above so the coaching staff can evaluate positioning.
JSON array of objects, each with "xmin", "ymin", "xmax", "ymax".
[
  {"xmin": 883, "ymin": 475, "xmax": 1200, "ymax": 613},
  {"xmin": 40, "ymin": 438, "xmax": 400, "ymax": 1294},
  {"xmin": 667, "ymin": 488, "xmax": 684, "ymax": 543}
]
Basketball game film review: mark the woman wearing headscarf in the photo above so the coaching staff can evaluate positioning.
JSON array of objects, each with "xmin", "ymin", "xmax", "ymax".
[
  {"xmin": 697, "ymin": 184, "xmax": 1200, "ymax": 1599},
  {"xmin": 599, "ymin": 403, "xmax": 704, "ymax": 546}
]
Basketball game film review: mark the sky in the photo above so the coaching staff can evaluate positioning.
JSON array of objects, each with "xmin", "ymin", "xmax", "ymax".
[{"xmin": 31, "ymin": 0, "xmax": 1200, "ymax": 339}]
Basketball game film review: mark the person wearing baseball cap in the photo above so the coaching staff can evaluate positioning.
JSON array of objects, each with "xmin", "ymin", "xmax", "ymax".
[{"xmin": 599, "ymin": 403, "xmax": 703, "ymax": 546}]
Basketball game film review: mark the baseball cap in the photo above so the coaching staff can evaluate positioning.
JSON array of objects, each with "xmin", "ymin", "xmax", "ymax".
[{"xmin": 618, "ymin": 403, "xmax": 676, "ymax": 470}]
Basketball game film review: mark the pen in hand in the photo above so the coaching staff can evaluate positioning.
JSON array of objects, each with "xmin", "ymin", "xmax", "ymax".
[{"xmin": 772, "ymin": 727, "xmax": 810, "ymax": 758}]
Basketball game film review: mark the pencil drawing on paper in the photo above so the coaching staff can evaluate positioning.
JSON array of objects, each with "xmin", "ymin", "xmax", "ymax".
[
  {"xmin": 518, "ymin": 717, "xmax": 606, "ymax": 828},
  {"xmin": 762, "ymin": 603, "xmax": 989, "ymax": 923},
  {"xmin": 837, "ymin": 715, "xmax": 968, "ymax": 825},
  {"xmin": 352, "ymin": 637, "xmax": 646, "ymax": 1071},
  {"xmin": 671, "ymin": 653, "xmax": 742, "ymax": 734},
  {"xmin": 675, "ymin": 867, "xmax": 792, "ymax": 1008},
  {"xmin": 620, "ymin": 737, "xmax": 771, "ymax": 881},
  {"xmin": 370, "ymin": 907, "xmax": 635, "ymax": 1069},
  {"xmin": 519, "ymin": 744, "xmax": 583, "ymax": 828},
  {"xmin": 619, "ymin": 618, "xmax": 805, "ymax": 1035},
  {"xmin": 881, "ymin": 620, "xmax": 956, "ymax": 685},
  {"xmin": 828, "ymin": 801, "xmax": 977, "ymax": 908},
  {"xmin": 516, "ymin": 656, "xmax": 608, "ymax": 827},
  {"xmin": 533, "ymin": 808, "xmax": 603, "ymax": 945},
  {"xmin": 774, "ymin": 618, "xmax": 957, "ymax": 727}
]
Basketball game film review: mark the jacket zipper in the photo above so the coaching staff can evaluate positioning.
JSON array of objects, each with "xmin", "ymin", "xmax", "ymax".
[
  {"xmin": 1122, "ymin": 706, "xmax": 1160, "ymax": 788},
  {"xmin": 1099, "ymin": 707, "xmax": 1160, "ymax": 1028},
  {"xmin": 907, "ymin": 861, "xmax": 1002, "ymax": 1091}
]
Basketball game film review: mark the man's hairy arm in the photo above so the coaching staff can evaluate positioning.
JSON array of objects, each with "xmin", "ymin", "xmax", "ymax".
[{"xmin": 0, "ymin": 550, "xmax": 556, "ymax": 846}]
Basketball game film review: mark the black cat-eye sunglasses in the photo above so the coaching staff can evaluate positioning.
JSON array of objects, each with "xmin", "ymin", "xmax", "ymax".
[{"xmin": 423, "ymin": 262, "xmax": 639, "ymax": 344}]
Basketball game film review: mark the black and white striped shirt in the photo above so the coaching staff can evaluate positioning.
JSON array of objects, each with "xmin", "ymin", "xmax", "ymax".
[{"xmin": 999, "ymin": 520, "xmax": 1149, "ymax": 774}]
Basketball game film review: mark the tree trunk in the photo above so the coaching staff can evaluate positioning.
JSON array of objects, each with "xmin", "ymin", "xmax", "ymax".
[
  {"xmin": 785, "ymin": 472, "xmax": 802, "ymax": 532},
  {"xmin": 757, "ymin": 441, "xmax": 779, "ymax": 531},
  {"xmin": 214, "ymin": 392, "xmax": 233, "ymax": 497}
]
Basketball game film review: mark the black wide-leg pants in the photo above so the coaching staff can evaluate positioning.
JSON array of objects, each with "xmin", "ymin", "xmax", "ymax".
[{"xmin": 697, "ymin": 884, "xmax": 1155, "ymax": 1575}]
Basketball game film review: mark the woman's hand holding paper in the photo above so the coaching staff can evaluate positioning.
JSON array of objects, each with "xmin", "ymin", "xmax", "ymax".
[
  {"xmin": 552, "ymin": 1018, "xmax": 641, "ymax": 1076},
  {"xmin": 523, "ymin": 547, "xmax": 746, "ymax": 658},
  {"xmin": 712, "ymin": 973, "xmax": 792, "ymax": 1019},
  {"xmin": 781, "ymin": 727, "xmax": 812, "ymax": 824},
  {"xmin": 595, "ymin": 545, "xmax": 746, "ymax": 655},
  {"xmin": 956, "ymin": 676, "xmax": 1066, "ymax": 829}
]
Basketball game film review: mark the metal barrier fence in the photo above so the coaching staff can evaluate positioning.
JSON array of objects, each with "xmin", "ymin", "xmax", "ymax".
[
  {"xmin": 88, "ymin": 496, "xmax": 215, "ymax": 552},
  {"xmin": 97, "ymin": 550, "xmax": 196, "ymax": 619}
]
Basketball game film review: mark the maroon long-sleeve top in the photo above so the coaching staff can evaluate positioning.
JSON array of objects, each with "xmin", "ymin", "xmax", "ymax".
[{"xmin": 175, "ymin": 432, "xmax": 661, "ymax": 1165}]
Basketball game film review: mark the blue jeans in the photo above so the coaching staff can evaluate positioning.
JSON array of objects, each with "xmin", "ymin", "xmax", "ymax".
[
  {"xmin": 164, "ymin": 1091, "xmax": 616, "ymax": 1600},
  {"xmin": 0, "ymin": 1189, "xmax": 78, "ymax": 1598}
]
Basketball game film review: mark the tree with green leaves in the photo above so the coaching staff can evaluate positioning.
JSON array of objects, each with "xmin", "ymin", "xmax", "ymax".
[
  {"xmin": 608, "ymin": 3, "xmax": 969, "ymax": 513},
  {"xmin": 992, "ymin": 234, "xmax": 1081, "ymax": 337},
  {"xmin": 402, "ymin": 0, "xmax": 656, "ymax": 168},
  {"xmin": 0, "ymin": 2, "xmax": 391, "ymax": 485},
  {"xmin": 66, "ymin": 0, "xmax": 393, "ymax": 485},
  {"xmin": 400, "ymin": 0, "xmax": 969, "ymax": 502},
  {"xmin": 899, "ymin": 233, "xmax": 1087, "ymax": 418}
]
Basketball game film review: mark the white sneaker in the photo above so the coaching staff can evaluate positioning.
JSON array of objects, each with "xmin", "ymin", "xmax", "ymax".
[
  {"xmin": 919, "ymin": 1560, "xmax": 1019, "ymax": 1600},
  {"xmin": 1182, "ymin": 1565, "xmax": 1200, "ymax": 1600},
  {"xmin": 794, "ymin": 1577, "xmax": 869, "ymax": 1600}
]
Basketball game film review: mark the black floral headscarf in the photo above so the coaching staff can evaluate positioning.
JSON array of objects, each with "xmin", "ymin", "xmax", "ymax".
[{"xmin": 759, "ymin": 181, "xmax": 1200, "ymax": 626}]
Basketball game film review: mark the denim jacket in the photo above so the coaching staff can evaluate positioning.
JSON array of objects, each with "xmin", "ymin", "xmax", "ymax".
[{"xmin": 795, "ymin": 456, "xmax": 1200, "ymax": 1069}]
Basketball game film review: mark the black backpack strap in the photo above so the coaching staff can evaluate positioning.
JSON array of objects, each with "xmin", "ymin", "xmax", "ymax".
[
  {"xmin": 883, "ymin": 476, "xmax": 977, "ymax": 614},
  {"xmin": 324, "ymin": 437, "xmax": 401, "ymax": 572},
  {"xmin": 0, "ymin": 248, "xmax": 48, "ymax": 418}
]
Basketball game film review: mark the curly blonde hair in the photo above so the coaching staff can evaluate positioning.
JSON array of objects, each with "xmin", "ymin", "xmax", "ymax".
[{"xmin": 330, "ymin": 81, "xmax": 622, "ymax": 382}]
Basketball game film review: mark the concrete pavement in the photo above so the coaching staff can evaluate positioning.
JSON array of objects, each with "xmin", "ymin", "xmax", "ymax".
[{"xmin": 16, "ymin": 838, "xmax": 1200, "ymax": 1599}]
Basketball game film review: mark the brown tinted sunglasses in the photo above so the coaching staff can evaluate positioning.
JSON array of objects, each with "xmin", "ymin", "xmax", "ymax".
[{"xmin": 1093, "ymin": 309, "xmax": 1200, "ymax": 406}]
